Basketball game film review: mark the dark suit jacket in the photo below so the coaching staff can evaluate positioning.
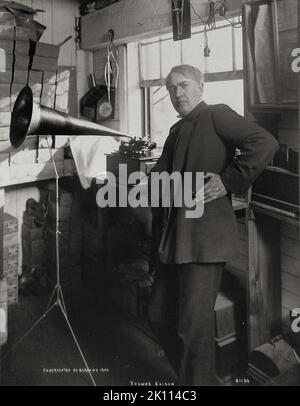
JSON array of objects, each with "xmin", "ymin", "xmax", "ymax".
[{"xmin": 150, "ymin": 101, "xmax": 279, "ymax": 264}]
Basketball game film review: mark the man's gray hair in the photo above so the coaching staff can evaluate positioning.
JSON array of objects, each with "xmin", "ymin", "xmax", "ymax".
[{"xmin": 165, "ymin": 65, "xmax": 204, "ymax": 89}]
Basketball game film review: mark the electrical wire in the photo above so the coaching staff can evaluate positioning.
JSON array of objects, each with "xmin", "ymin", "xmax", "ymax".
[
  {"xmin": 187, "ymin": 0, "xmax": 242, "ymax": 30},
  {"xmin": 223, "ymin": 15, "xmax": 243, "ymax": 28},
  {"xmin": 104, "ymin": 29, "xmax": 119, "ymax": 105}
]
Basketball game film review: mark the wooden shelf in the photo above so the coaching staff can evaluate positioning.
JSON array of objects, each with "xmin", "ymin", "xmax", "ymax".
[
  {"xmin": 250, "ymin": 202, "xmax": 299, "ymax": 226},
  {"xmin": 0, "ymin": 160, "xmax": 75, "ymax": 188},
  {"xmin": 266, "ymin": 166, "xmax": 299, "ymax": 178}
]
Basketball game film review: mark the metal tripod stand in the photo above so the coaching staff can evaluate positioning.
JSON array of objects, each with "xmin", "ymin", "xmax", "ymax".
[{"xmin": 1, "ymin": 138, "xmax": 96, "ymax": 386}]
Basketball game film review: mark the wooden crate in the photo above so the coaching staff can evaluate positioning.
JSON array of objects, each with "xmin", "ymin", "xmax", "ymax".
[
  {"xmin": 0, "ymin": 70, "xmax": 13, "ymax": 84},
  {"xmin": 4, "ymin": 213, "xmax": 18, "ymax": 234},
  {"xmin": 34, "ymin": 42, "xmax": 60, "ymax": 58},
  {"xmin": 12, "ymin": 69, "xmax": 28, "ymax": 85},
  {"xmin": 214, "ymin": 292, "xmax": 237, "ymax": 340},
  {"xmin": 31, "ymin": 55, "xmax": 58, "ymax": 72}
]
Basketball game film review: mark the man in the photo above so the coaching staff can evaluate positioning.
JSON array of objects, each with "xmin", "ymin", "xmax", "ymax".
[{"xmin": 147, "ymin": 64, "xmax": 279, "ymax": 385}]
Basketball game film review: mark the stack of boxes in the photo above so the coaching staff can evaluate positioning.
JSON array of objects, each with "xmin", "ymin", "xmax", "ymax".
[
  {"xmin": 44, "ymin": 183, "xmax": 83, "ymax": 297},
  {"xmin": 0, "ymin": 277, "xmax": 8, "ymax": 351},
  {"xmin": 3, "ymin": 213, "xmax": 18, "ymax": 305},
  {"xmin": 0, "ymin": 9, "xmax": 73, "ymax": 183},
  {"xmin": 22, "ymin": 199, "xmax": 46, "ymax": 280}
]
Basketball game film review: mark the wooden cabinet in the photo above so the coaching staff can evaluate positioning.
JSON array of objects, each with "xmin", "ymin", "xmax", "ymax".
[
  {"xmin": 242, "ymin": 0, "xmax": 299, "ymax": 357},
  {"xmin": 243, "ymin": 0, "xmax": 298, "ymax": 110}
]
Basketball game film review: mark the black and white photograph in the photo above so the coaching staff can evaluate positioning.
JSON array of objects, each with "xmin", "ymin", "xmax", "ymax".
[{"xmin": 0, "ymin": 0, "xmax": 299, "ymax": 392}]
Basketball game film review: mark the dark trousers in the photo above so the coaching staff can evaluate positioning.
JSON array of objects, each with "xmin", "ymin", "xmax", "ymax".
[{"xmin": 147, "ymin": 262, "xmax": 223, "ymax": 386}]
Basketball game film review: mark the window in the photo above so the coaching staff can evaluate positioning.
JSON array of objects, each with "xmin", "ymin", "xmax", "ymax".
[{"xmin": 138, "ymin": 17, "xmax": 244, "ymax": 147}]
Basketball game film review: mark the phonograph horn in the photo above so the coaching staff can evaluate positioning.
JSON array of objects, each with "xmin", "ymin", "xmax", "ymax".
[{"xmin": 10, "ymin": 86, "xmax": 131, "ymax": 148}]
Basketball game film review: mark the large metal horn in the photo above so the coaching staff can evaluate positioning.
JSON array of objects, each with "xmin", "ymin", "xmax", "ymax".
[{"xmin": 10, "ymin": 86, "xmax": 131, "ymax": 148}]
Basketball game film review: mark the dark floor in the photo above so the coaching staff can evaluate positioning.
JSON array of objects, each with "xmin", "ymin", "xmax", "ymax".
[{"xmin": 0, "ymin": 287, "xmax": 176, "ymax": 387}]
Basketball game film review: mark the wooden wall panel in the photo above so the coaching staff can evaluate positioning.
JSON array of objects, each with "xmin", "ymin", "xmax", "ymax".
[
  {"xmin": 278, "ymin": 107, "xmax": 300, "ymax": 331},
  {"xmin": 81, "ymin": 0, "xmax": 243, "ymax": 50}
]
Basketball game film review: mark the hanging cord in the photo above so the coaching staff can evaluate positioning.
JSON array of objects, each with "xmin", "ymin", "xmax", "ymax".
[
  {"xmin": 104, "ymin": 29, "xmax": 119, "ymax": 105},
  {"xmin": 223, "ymin": 14, "xmax": 243, "ymax": 28},
  {"xmin": 187, "ymin": 0, "xmax": 242, "ymax": 29}
]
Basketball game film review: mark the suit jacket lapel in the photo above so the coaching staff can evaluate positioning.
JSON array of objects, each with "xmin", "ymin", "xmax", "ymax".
[{"xmin": 159, "ymin": 101, "xmax": 208, "ymax": 256}]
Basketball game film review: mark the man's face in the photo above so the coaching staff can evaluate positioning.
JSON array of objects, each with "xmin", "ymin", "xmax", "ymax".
[{"xmin": 167, "ymin": 72, "xmax": 204, "ymax": 117}]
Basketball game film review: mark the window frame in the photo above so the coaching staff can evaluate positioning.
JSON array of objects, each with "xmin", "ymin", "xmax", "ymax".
[{"xmin": 138, "ymin": 15, "xmax": 244, "ymax": 140}]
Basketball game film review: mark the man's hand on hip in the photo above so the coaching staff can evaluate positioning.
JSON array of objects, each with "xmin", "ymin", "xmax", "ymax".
[{"xmin": 195, "ymin": 172, "xmax": 227, "ymax": 204}]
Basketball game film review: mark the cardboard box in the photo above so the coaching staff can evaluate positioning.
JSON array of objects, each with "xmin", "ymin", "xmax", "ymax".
[
  {"xmin": 4, "ymin": 213, "xmax": 18, "ymax": 234},
  {"xmin": 0, "ymin": 83, "xmax": 11, "ymax": 111},
  {"xmin": 56, "ymin": 69, "xmax": 70, "ymax": 95},
  {"xmin": 0, "ymin": 301, "xmax": 8, "ymax": 344},
  {"xmin": 22, "ymin": 223, "xmax": 43, "ymax": 241},
  {"xmin": 14, "ymin": 54, "xmax": 30, "ymax": 70},
  {"xmin": 22, "ymin": 239, "xmax": 44, "ymax": 266},
  {"xmin": 0, "ymin": 278, "xmax": 7, "ymax": 294},
  {"xmin": 41, "ymin": 84, "xmax": 56, "ymax": 108},
  {"xmin": 15, "ymin": 25, "xmax": 41, "ymax": 41},
  {"xmin": 0, "ymin": 83, "xmax": 10, "ymax": 98},
  {"xmin": 23, "ymin": 212, "xmax": 35, "ymax": 228},
  {"xmin": 3, "ymin": 256, "xmax": 18, "ymax": 276},
  {"xmin": 14, "ymin": 40, "xmax": 30, "ymax": 55},
  {"xmin": 0, "ymin": 25, "xmax": 14, "ymax": 40},
  {"xmin": 34, "ymin": 42, "xmax": 60, "ymax": 59},
  {"xmin": 0, "ymin": 70, "xmax": 13, "ymax": 84},
  {"xmin": 7, "ymin": 286, "xmax": 18, "ymax": 305},
  {"xmin": 31, "ymin": 55, "xmax": 58, "ymax": 72},
  {"xmin": 0, "ymin": 52, "xmax": 13, "ymax": 70},
  {"xmin": 0, "ymin": 10, "xmax": 15, "ymax": 23},
  {"xmin": 7, "ymin": 275, "xmax": 18, "ymax": 290},
  {"xmin": 3, "ymin": 245, "xmax": 18, "ymax": 260},
  {"xmin": 4, "ymin": 231, "xmax": 18, "ymax": 246},
  {"xmin": 28, "ymin": 69, "xmax": 43, "ymax": 84},
  {"xmin": 0, "ymin": 39, "xmax": 14, "ymax": 54},
  {"xmin": 43, "ymin": 71, "xmax": 57, "ymax": 85},
  {"xmin": 13, "ymin": 69, "xmax": 28, "ymax": 85},
  {"xmin": 214, "ymin": 292, "xmax": 237, "ymax": 340},
  {"xmin": 55, "ymin": 93, "xmax": 69, "ymax": 112}
]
